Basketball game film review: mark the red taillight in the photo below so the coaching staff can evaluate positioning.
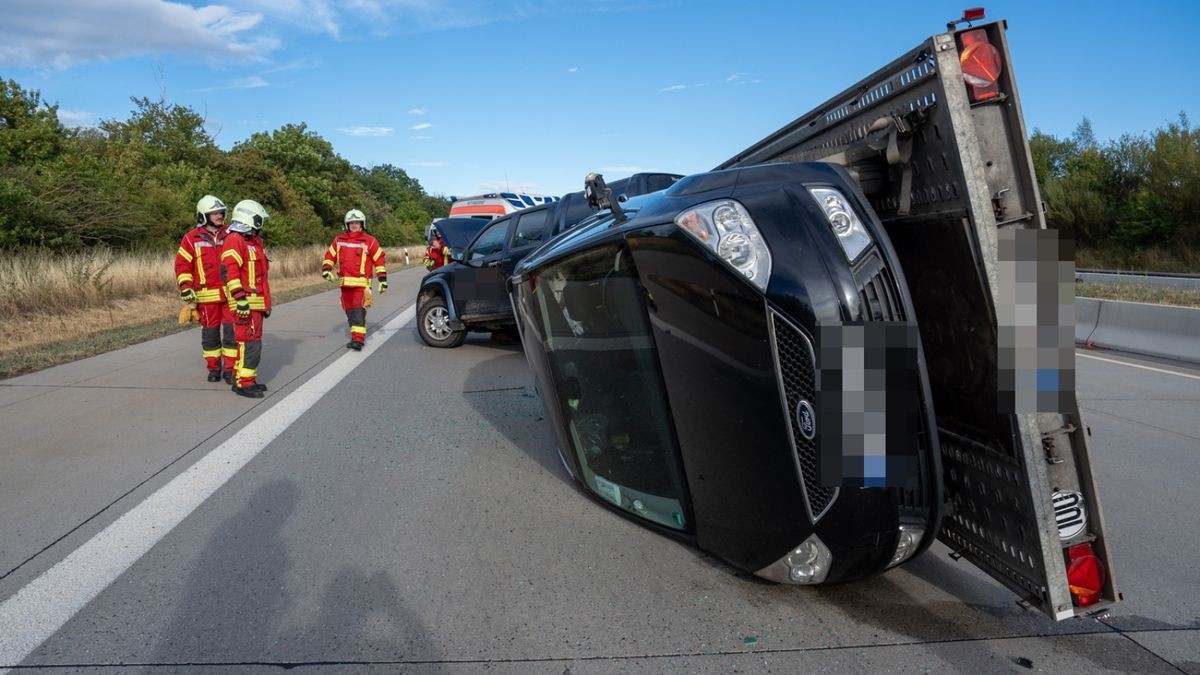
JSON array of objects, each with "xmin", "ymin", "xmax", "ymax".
[
  {"xmin": 1066, "ymin": 543, "xmax": 1105, "ymax": 607},
  {"xmin": 958, "ymin": 28, "xmax": 1003, "ymax": 102},
  {"xmin": 962, "ymin": 7, "xmax": 986, "ymax": 21}
]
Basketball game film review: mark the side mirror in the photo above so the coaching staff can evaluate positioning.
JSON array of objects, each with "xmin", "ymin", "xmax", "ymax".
[{"xmin": 450, "ymin": 248, "xmax": 464, "ymax": 262}]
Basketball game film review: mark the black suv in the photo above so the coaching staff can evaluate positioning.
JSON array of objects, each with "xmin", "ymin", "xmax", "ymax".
[{"xmin": 416, "ymin": 172, "xmax": 681, "ymax": 348}]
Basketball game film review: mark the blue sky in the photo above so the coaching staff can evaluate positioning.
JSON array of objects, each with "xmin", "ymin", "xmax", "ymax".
[{"xmin": 4, "ymin": 0, "xmax": 1199, "ymax": 198}]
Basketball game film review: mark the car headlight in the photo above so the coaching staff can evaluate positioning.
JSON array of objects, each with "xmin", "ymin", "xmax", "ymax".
[
  {"xmin": 754, "ymin": 533, "xmax": 833, "ymax": 585},
  {"xmin": 808, "ymin": 187, "xmax": 872, "ymax": 263},
  {"xmin": 887, "ymin": 524, "xmax": 925, "ymax": 568},
  {"xmin": 674, "ymin": 199, "xmax": 772, "ymax": 291}
]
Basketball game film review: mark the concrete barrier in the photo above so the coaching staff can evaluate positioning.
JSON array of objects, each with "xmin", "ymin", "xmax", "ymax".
[{"xmin": 1076, "ymin": 297, "xmax": 1200, "ymax": 363}]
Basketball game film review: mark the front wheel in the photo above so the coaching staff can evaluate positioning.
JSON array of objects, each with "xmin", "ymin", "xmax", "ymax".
[{"xmin": 418, "ymin": 297, "xmax": 466, "ymax": 348}]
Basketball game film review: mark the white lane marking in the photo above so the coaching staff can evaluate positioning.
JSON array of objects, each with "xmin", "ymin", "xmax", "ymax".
[
  {"xmin": 1077, "ymin": 351, "xmax": 1200, "ymax": 382},
  {"xmin": 0, "ymin": 305, "xmax": 416, "ymax": 671}
]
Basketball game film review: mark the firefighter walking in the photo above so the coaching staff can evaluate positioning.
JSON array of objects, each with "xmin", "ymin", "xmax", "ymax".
[
  {"xmin": 221, "ymin": 200, "xmax": 272, "ymax": 398},
  {"xmin": 175, "ymin": 195, "xmax": 237, "ymax": 382},
  {"xmin": 322, "ymin": 209, "xmax": 387, "ymax": 351}
]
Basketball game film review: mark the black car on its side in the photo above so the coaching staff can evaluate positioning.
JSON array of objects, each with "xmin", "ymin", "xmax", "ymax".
[
  {"xmin": 416, "ymin": 172, "xmax": 681, "ymax": 348},
  {"xmin": 509, "ymin": 163, "xmax": 942, "ymax": 585}
]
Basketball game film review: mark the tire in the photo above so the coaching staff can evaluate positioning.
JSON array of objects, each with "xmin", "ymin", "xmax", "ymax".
[{"xmin": 418, "ymin": 296, "xmax": 467, "ymax": 348}]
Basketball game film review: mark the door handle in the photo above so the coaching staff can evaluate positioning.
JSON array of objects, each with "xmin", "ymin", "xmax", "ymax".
[{"xmin": 486, "ymin": 261, "xmax": 501, "ymax": 268}]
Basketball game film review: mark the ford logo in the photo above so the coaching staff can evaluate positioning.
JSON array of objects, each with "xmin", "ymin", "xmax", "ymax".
[{"xmin": 795, "ymin": 400, "xmax": 816, "ymax": 441}]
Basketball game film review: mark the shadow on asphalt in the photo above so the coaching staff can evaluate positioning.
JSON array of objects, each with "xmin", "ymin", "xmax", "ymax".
[
  {"xmin": 256, "ymin": 336, "xmax": 301, "ymax": 383},
  {"xmin": 146, "ymin": 480, "xmax": 439, "ymax": 670}
]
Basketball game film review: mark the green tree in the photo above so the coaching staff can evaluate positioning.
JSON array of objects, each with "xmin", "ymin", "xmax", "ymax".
[{"xmin": 0, "ymin": 79, "xmax": 66, "ymax": 164}]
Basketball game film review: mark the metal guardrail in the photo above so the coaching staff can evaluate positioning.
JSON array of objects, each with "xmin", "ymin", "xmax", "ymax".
[{"xmin": 1076, "ymin": 269, "xmax": 1200, "ymax": 290}]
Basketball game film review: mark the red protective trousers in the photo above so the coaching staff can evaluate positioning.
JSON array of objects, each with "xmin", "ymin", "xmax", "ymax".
[
  {"xmin": 233, "ymin": 311, "xmax": 265, "ymax": 388},
  {"xmin": 220, "ymin": 302, "xmax": 237, "ymax": 372},
  {"xmin": 340, "ymin": 287, "xmax": 367, "ymax": 343}
]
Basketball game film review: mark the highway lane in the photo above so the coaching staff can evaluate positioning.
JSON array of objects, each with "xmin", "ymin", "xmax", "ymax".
[{"xmin": 0, "ymin": 283, "xmax": 1197, "ymax": 672}]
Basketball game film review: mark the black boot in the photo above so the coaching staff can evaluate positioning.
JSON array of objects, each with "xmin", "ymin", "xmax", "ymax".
[
  {"xmin": 223, "ymin": 371, "xmax": 234, "ymax": 385},
  {"xmin": 347, "ymin": 340, "xmax": 363, "ymax": 351},
  {"xmin": 207, "ymin": 370, "xmax": 222, "ymax": 383},
  {"xmin": 232, "ymin": 384, "xmax": 264, "ymax": 399},
  {"xmin": 249, "ymin": 383, "xmax": 268, "ymax": 392}
]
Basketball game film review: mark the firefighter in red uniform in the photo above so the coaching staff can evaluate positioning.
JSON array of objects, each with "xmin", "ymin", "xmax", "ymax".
[
  {"xmin": 221, "ymin": 200, "xmax": 272, "ymax": 398},
  {"xmin": 175, "ymin": 195, "xmax": 234, "ymax": 382},
  {"xmin": 423, "ymin": 227, "xmax": 449, "ymax": 270},
  {"xmin": 322, "ymin": 209, "xmax": 387, "ymax": 351}
]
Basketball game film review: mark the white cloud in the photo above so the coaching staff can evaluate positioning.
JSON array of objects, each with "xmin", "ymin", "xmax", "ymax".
[
  {"xmin": 410, "ymin": 122, "xmax": 433, "ymax": 130},
  {"xmin": 660, "ymin": 84, "xmax": 687, "ymax": 92},
  {"xmin": 0, "ymin": 0, "xmax": 274, "ymax": 69},
  {"xmin": 408, "ymin": 107, "xmax": 427, "ymax": 115},
  {"xmin": 567, "ymin": 66, "xmax": 579, "ymax": 73},
  {"xmin": 338, "ymin": 126, "xmax": 395, "ymax": 137},
  {"xmin": 261, "ymin": 56, "xmax": 320, "ymax": 73},
  {"xmin": 202, "ymin": 75, "xmax": 271, "ymax": 91},
  {"xmin": 411, "ymin": 135, "xmax": 434, "ymax": 140},
  {"xmin": 725, "ymin": 73, "xmax": 743, "ymax": 83},
  {"xmin": 56, "ymin": 109, "xmax": 95, "ymax": 128},
  {"xmin": 409, "ymin": 161, "xmax": 447, "ymax": 168}
]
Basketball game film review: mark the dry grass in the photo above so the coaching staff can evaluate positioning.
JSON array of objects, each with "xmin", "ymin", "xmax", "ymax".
[
  {"xmin": 1076, "ymin": 246, "xmax": 1200, "ymax": 274},
  {"xmin": 1076, "ymin": 282, "xmax": 1200, "ymax": 308},
  {"xmin": 0, "ymin": 246, "xmax": 418, "ymax": 377}
]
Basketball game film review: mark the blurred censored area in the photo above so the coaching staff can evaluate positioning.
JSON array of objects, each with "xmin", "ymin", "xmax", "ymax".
[
  {"xmin": 997, "ymin": 228, "xmax": 1076, "ymax": 414},
  {"xmin": 816, "ymin": 322, "xmax": 921, "ymax": 489}
]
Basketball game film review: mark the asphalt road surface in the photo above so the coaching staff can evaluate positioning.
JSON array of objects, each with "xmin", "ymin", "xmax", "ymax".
[{"xmin": 1, "ymin": 266, "xmax": 1197, "ymax": 674}]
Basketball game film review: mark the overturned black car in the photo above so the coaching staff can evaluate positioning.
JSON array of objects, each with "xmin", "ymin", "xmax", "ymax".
[
  {"xmin": 510, "ymin": 164, "xmax": 940, "ymax": 584},
  {"xmin": 509, "ymin": 16, "xmax": 1117, "ymax": 621}
]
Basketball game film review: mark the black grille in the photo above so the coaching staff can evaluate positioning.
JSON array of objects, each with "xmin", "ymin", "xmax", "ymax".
[
  {"xmin": 856, "ymin": 255, "xmax": 905, "ymax": 322},
  {"xmin": 770, "ymin": 312, "xmax": 837, "ymax": 519}
]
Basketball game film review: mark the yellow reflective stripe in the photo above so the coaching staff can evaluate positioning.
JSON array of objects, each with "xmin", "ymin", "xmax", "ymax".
[
  {"xmin": 177, "ymin": 247, "xmax": 194, "ymax": 262},
  {"xmin": 222, "ymin": 249, "xmax": 244, "ymax": 266},
  {"xmin": 371, "ymin": 248, "xmax": 383, "ymax": 262},
  {"xmin": 247, "ymin": 295, "xmax": 267, "ymax": 310},
  {"xmin": 221, "ymin": 347, "xmax": 238, "ymax": 357},
  {"xmin": 374, "ymin": 266, "xmax": 387, "ymax": 275},
  {"xmin": 340, "ymin": 276, "xmax": 370, "ymax": 288},
  {"xmin": 194, "ymin": 244, "xmax": 208, "ymax": 288},
  {"xmin": 177, "ymin": 273, "xmax": 194, "ymax": 285},
  {"xmin": 195, "ymin": 289, "xmax": 222, "ymax": 303},
  {"xmin": 248, "ymin": 257, "xmax": 256, "ymax": 291},
  {"xmin": 202, "ymin": 348, "xmax": 222, "ymax": 357},
  {"xmin": 225, "ymin": 279, "xmax": 244, "ymax": 295},
  {"xmin": 326, "ymin": 245, "xmax": 337, "ymax": 259},
  {"xmin": 350, "ymin": 325, "xmax": 366, "ymax": 333},
  {"xmin": 358, "ymin": 249, "xmax": 367, "ymax": 276}
]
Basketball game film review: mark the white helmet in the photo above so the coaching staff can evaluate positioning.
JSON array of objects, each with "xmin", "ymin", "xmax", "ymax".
[
  {"xmin": 195, "ymin": 195, "xmax": 226, "ymax": 227},
  {"xmin": 229, "ymin": 199, "xmax": 269, "ymax": 234},
  {"xmin": 344, "ymin": 208, "xmax": 366, "ymax": 231}
]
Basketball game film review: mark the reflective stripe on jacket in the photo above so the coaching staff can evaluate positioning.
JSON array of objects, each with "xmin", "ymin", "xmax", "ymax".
[
  {"xmin": 322, "ymin": 232, "xmax": 386, "ymax": 288},
  {"xmin": 221, "ymin": 231, "xmax": 271, "ymax": 311},
  {"xmin": 174, "ymin": 227, "xmax": 227, "ymax": 304}
]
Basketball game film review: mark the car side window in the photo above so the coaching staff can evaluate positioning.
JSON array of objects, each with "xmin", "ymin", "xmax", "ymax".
[
  {"xmin": 646, "ymin": 174, "xmax": 679, "ymax": 193},
  {"xmin": 469, "ymin": 219, "xmax": 510, "ymax": 260},
  {"xmin": 511, "ymin": 210, "xmax": 549, "ymax": 249}
]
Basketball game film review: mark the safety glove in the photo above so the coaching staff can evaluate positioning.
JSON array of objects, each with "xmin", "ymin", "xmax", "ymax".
[
  {"xmin": 235, "ymin": 296, "xmax": 251, "ymax": 319},
  {"xmin": 378, "ymin": 278, "xmax": 388, "ymax": 293},
  {"xmin": 180, "ymin": 287, "xmax": 197, "ymax": 303},
  {"xmin": 321, "ymin": 269, "xmax": 336, "ymax": 283}
]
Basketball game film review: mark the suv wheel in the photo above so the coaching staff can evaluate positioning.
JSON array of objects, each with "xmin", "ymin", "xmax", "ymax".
[{"xmin": 418, "ymin": 297, "xmax": 466, "ymax": 348}]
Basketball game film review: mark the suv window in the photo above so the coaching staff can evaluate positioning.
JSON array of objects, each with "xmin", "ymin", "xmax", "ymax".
[
  {"xmin": 511, "ymin": 209, "xmax": 549, "ymax": 248},
  {"xmin": 469, "ymin": 218, "xmax": 510, "ymax": 260},
  {"xmin": 646, "ymin": 174, "xmax": 679, "ymax": 192}
]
